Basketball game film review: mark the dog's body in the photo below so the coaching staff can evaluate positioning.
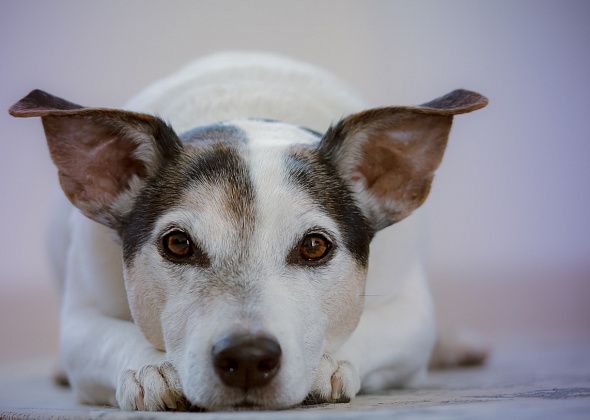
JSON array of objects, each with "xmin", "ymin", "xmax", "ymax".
[{"xmin": 11, "ymin": 52, "xmax": 487, "ymax": 410}]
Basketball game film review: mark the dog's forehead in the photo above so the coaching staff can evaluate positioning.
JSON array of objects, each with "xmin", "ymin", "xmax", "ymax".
[
  {"xmin": 122, "ymin": 120, "xmax": 371, "ymax": 265},
  {"xmin": 180, "ymin": 119, "xmax": 320, "ymax": 147},
  {"xmin": 232, "ymin": 119, "xmax": 321, "ymax": 147}
]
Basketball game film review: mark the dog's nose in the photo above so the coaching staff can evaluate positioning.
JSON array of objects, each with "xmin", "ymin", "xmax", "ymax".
[{"xmin": 212, "ymin": 333, "xmax": 281, "ymax": 389}]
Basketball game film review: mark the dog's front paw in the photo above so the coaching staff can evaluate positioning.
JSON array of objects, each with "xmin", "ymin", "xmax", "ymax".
[
  {"xmin": 305, "ymin": 353, "xmax": 360, "ymax": 405},
  {"xmin": 116, "ymin": 361, "xmax": 189, "ymax": 411}
]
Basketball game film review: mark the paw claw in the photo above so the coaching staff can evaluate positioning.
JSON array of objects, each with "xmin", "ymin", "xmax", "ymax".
[
  {"xmin": 330, "ymin": 373, "xmax": 342, "ymax": 400},
  {"xmin": 306, "ymin": 354, "xmax": 360, "ymax": 405}
]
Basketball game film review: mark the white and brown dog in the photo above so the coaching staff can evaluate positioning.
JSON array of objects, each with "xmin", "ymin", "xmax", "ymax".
[{"xmin": 9, "ymin": 52, "xmax": 487, "ymax": 411}]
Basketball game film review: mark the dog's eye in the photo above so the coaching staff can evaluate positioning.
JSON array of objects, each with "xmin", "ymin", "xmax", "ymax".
[
  {"xmin": 298, "ymin": 233, "xmax": 332, "ymax": 262},
  {"xmin": 160, "ymin": 229, "xmax": 211, "ymax": 266},
  {"xmin": 162, "ymin": 230, "xmax": 194, "ymax": 258}
]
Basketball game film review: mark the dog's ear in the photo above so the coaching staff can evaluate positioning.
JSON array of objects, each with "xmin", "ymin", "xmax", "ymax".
[
  {"xmin": 319, "ymin": 89, "xmax": 487, "ymax": 230},
  {"xmin": 9, "ymin": 89, "xmax": 182, "ymax": 229}
]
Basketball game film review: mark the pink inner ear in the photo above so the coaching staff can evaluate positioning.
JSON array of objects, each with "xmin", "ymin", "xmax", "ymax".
[{"xmin": 44, "ymin": 115, "xmax": 148, "ymax": 224}]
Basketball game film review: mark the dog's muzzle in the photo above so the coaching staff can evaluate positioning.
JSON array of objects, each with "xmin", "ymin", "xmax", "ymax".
[{"xmin": 212, "ymin": 332, "xmax": 282, "ymax": 389}]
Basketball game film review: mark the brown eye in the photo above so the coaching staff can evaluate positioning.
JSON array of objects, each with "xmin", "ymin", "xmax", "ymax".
[
  {"xmin": 162, "ymin": 230, "xmax": 193, "ymax": 258},
  {"xmin": 299, "ymin": 234, "xmax": 332, "ymax": 261}
]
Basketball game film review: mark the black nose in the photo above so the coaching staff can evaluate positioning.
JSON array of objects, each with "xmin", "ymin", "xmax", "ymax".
[{"xmin": 212, "ymin": 333, "xmax": 281, "ymax": 389}]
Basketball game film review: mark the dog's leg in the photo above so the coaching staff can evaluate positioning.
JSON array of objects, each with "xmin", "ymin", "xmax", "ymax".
[
  {"xmin": 315, "ymin": 262, "xmax": 436, "ymax": 398},
  {"xmin": 58, "ymin": 214, "xmax": 188, "ymax": 411},
  {"xmin": 60, "ymin": 305, "xmax": 188, "ymax": 410}
]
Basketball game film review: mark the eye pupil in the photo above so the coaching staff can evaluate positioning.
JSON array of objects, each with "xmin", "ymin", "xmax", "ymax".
[{"xmin": 163, "ymin": 231, "xmax": 193, "ymax": 258}]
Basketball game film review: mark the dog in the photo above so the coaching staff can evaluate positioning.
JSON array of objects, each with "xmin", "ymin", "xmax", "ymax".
[{"xmin": 9, "ymin": 52, "xmax": 487, "ymax": 411}]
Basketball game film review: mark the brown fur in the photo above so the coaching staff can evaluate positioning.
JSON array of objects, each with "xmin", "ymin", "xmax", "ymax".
[
  {"xmin": 44, "ymin": 115, "xmax": 149, "ymax": 225},
  {"xmin": 354, "ymin": 114, "xmax": 451, "ymax": 222},
  {"xmin": 9, "ymin": 90, "xmax": 182, "ymax": 229},
  {"xmin": 319, "ymin": 89, "xmax": 488, "ymax": 229}
]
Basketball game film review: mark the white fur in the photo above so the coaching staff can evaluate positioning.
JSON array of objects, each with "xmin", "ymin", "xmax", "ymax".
[{"xmin": 55, "ymin": 52, "xmax": 435, "ymax": 409}]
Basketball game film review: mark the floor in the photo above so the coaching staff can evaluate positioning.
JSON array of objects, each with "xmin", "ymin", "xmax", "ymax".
[{"xmin": 1, "ymin": 341, "xmax": 589, "ymax": 419}]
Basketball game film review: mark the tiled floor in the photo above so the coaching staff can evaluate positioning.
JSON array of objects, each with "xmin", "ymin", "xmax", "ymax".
[{"xmin": 1, "ymin": 342, "xmax": 589, "ymax": 419}]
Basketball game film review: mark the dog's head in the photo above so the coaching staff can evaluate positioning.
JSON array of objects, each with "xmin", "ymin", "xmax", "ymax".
[{"xmin": 10, "ymin": 89, "xmax": 486, "ymax": 409}]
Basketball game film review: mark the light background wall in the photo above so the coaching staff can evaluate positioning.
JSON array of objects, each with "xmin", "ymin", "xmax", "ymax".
[{"xmin": 1, "ymin": 0, "xmax": 589, "ymax": 362}]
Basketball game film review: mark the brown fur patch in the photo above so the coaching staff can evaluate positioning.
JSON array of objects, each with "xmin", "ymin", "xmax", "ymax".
[
  {"xmin": 354, "ymin": 113, "xmax": 452, "ymax": 222},
  {"xmin": 9, "ymin": 89, "xmax": 182, "ymax": 228},
  {"xmin": 122, "ymin": 141, "xmax": 255, "ymax": 263},
  {"xmin": 44, "ymin": 115, "xmax": 150, "ymax": 225},
  {"xmin": 286, "ymin": 146, "xmax": 373, "ymax": 266},
  {"xmin": 319, "ymin": 89, "xmax": 487, "ymax": 229}
]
